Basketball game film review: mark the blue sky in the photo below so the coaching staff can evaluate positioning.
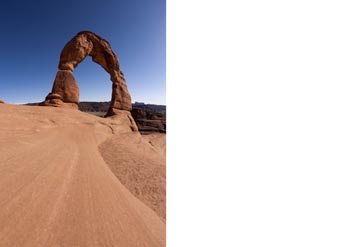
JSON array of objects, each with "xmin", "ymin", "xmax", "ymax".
[{"xmin": 0, "ymin": 0, "xmax": 165, "ymax": 104}]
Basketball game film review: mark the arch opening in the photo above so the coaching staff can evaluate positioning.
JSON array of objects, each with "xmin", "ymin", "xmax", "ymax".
[{"xmin": 74, "ymin": 57, "xmax": 110, "ymax": 102}]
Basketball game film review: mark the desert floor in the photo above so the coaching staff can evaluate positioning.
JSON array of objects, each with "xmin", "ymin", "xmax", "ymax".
[{"xmin": 0, "ymin": 104, "xmax": 165, "ymax": 247}]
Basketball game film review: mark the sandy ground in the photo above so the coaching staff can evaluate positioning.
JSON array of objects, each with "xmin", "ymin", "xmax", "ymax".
[{"xmin": 0, "ymin": 104, "xmax": 165, "ymax": 247}]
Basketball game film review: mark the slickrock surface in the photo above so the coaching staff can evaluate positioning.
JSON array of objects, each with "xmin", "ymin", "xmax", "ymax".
[
  {"xmin": 99, "ymin": 132, "xmax": 166, "ymax": 220},
  {"xmin": 0, "ymin": 104, "xmax": 165, "ymax": 247}
]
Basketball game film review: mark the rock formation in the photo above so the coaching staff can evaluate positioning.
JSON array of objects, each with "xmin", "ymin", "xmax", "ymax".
[
  {"xmin": 131, "ymin": 108, "xmax": 166, "ymax": 134},
  {"xmin": 0, "ymin": 99, "xmax": 4, "ymax": 104},
  {"xmin": 40, "ymin": 31, "xmax": 132, "ymax": 117}
]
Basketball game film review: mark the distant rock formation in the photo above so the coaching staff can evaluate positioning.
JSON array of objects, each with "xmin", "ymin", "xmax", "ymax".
[
  {"xmin": 77, "ymin": 101, "xmax": 166, "ymax": 114},
  {"xmin": 0, "ymin": 99, "xmax": 4, "ymax": 104},
  {"xmin": 40, "ymin": 31, "xmax": 132, "ymax": 117},
  {"xmin": 131, "ymin": 108, "xmax": 166, "ymax": 134}
]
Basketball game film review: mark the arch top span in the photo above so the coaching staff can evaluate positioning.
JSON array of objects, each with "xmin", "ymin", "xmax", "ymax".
[{"xmin": 40, "ymin": 31, "xmax": 132, "ymax": 116}]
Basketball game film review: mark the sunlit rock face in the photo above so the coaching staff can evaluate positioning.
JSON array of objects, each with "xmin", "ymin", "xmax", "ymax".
[{"xmin": 41, "ymin": 31, "xmax": 132, "ymax": 115}]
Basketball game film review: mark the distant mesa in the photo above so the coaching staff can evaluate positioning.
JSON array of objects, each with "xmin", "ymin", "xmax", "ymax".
[{"xmin": 40, "ymin": 31, "xmax": 132, "ymax": 117}]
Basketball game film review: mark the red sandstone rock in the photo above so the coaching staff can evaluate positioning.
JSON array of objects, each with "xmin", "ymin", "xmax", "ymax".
[
  {"xmin": 0, "ymin": 99, "xmax": 4, "ymax": 104},
  {"xmin": 48, "ymin": 70, "xmax": 79, "ymax": 103},
  {"xmin": 41, "ymin": 31, "xmax": 132, "ymax": 114}
]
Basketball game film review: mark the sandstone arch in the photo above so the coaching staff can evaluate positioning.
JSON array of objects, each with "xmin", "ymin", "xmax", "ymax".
[{"xmin": 41, "ymin": 31, "xmax": 132, "ymax": 117}]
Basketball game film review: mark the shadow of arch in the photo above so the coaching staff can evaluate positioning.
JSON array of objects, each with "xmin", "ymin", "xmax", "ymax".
[{"xmin": 40, "ymin": 31, "xmax": 132, "ymax": 117}]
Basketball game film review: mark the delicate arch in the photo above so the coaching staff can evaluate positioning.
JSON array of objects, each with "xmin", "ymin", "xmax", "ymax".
[{"xmin": 41, "ymin": 31, "xmax": 132, "ymax": 116}]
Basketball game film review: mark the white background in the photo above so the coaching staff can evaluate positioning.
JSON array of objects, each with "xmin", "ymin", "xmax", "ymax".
[{"xmin": 167, "ymin": 0, "xmax": 350, "ymax": 246}]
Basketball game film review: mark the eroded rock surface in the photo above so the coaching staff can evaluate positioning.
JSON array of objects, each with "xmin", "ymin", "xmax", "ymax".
[
  {"xmin": 0, "ymin": 99, "xmax": 4, "ymax": 104},
  {"xmin": 41, "ymin": 31, "xmax": 132, "ymax": 116},
  {"xmin": 0, "ymin": 104, "xmax": 164, "ymax": 246}
]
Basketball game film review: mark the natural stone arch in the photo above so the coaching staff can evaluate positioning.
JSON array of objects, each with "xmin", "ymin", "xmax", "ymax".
[{"xmin": 41, "ymin": 31, "xmax": 132, "ymax": 117}]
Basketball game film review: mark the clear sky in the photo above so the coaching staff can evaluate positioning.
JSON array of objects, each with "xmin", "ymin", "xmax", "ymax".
[{"xmin": 0, "ymin": 0, "xmax": 165, "ymax": 104}]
